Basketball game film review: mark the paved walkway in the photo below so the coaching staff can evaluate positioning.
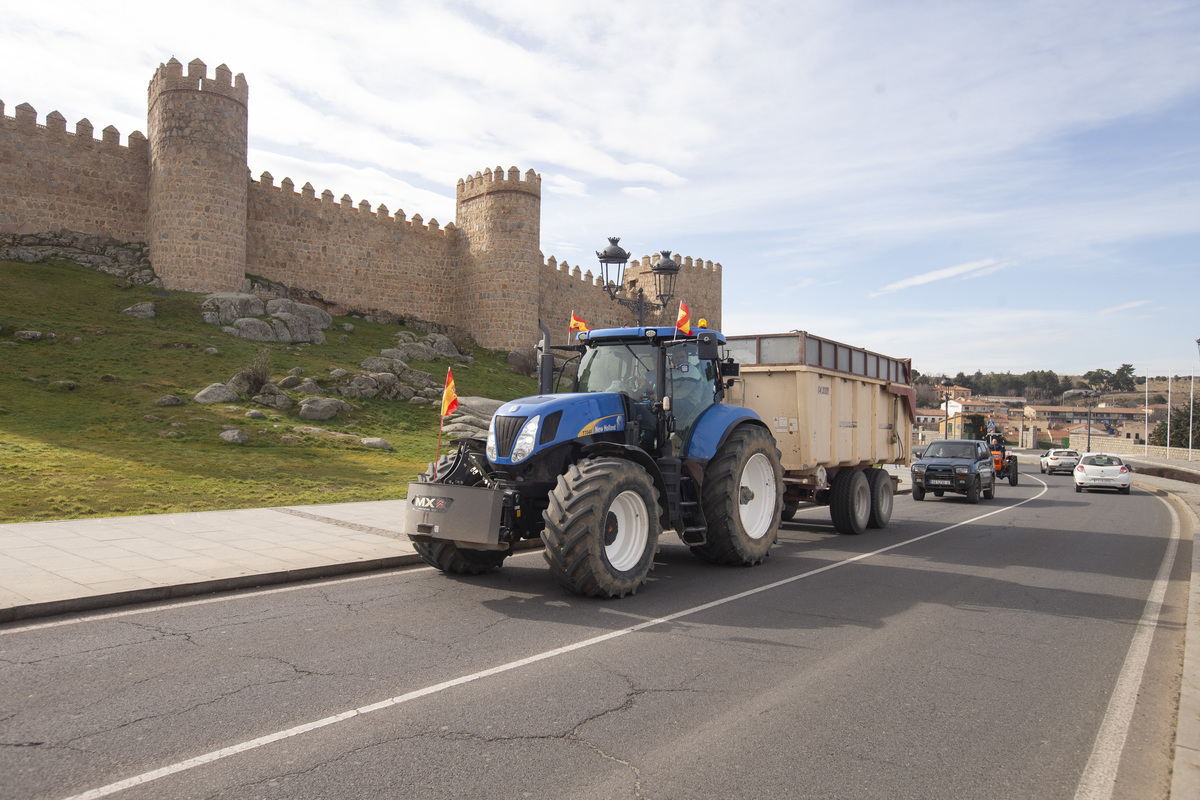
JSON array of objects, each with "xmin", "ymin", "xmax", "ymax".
[{"xmin": 0, "ymin": 500, "xmax": 417, "ymax": 623}]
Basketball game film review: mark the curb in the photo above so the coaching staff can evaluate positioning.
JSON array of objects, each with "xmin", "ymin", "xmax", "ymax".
[
  {"xmin": 1170, "ymin": 491, "xmax": 1200, "ymax": 799},
  {"xmin": 0, "ymin": 554, "xmax": 421, "ymax": 625},
  {"xmin": 0, "ymin": 538, "xmax": 550, "ymax": 625}
]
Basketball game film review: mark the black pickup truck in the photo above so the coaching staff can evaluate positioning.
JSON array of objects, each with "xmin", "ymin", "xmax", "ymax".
[{"xmin": 910, "ymin": 439, "xmax": 996, "ymax": 503}]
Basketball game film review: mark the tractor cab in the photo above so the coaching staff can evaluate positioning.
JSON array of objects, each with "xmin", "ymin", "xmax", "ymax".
[{"xmin": 556, "ymin": 325, "xmax": 734, "ymax": 459}]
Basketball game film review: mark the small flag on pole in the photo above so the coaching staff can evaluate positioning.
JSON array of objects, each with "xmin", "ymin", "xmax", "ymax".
[
  {"xmin": 440, "ymin": 367, "xmax": 459, "ymax": 417},
  {"xmin": 569, "ymin": 310, "xmax": 590, "ymax": 332},
  {"xmin": 676, "ymin": 300, "xmax": 691, "ymax": 335}
]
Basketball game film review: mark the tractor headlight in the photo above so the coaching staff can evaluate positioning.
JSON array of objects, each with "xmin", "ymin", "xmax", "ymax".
[
  {"xmin": 486, "ymin": 415, "xmax": 498, "ymax": 461},
  {"xmin": 510, "ymin": 415, "xmax": 541, "ymax": 464},
  {"xmin": 955, "ymin": 466, "xmax": 969, "ymax": 475}
]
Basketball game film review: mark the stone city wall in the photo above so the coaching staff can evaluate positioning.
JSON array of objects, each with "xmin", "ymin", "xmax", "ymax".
[
  {"xmin": 246, "ymin": 174, "xmax": 458, "ymax": 324},
  {"xmin": 0, "ymin": 102, "xmax": 148, "ymax": 243},
  {"xmin": 0, "ymin": 58, "xmax": 725, "ymax": 351}
]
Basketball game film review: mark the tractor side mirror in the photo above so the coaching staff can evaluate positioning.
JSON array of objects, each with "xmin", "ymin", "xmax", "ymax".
[
  {"xmin": 719, "ymin": 359, "xmax": 740, "ymax": 378},
  {"xmin": 697, "ymin": 331, "xmax": 720, "ymax": 361}
]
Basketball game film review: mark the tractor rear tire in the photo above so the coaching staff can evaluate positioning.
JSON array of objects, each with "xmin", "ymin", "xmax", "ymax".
[
  {"xmin": 542, "ymin": 457, "xmax": 662, "ymax": 598},
  {"xmin": 412, "ymin": 453, "xmax": 510, "ymax": 575},
  {"xmin": 691, "ymin": 426, "xmax": 783, "ymax": 565},
  {"xmin": 830, "ymin": 470, "xmax": 870, "ymax": 535},
  {"xmin": 865, "ymin": 468, "xmax": 893, "ymax": 529},
  {"xmin": 1007, "ymin": 457, "xmax": 1020, "ymax": 486}
]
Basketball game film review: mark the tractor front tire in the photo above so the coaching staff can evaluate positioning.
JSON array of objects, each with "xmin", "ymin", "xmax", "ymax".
[
  {"xmin": 691, "ymin": 426, "xmax": 783, "ymax": 565},
  {"xmin": 542, "ymin": 458, "xmax": 662, "ymax": 598},
  {"xmin": 781, "ymin": 502, "xmax": 800, "ymax": 522},
  {"xmin": 830, "ymin": 470, "xmax": 871, "ymax": 535},
  {"xmin": 865, "ymin": 468, "xmax": 894, "ymax": 529},
  {"xmin": 412, "ymin": 452, "xmax": 510, "ymax": 575},
  {"xmin": 1007, "ymin": 457, "xmax": 1020, "ymax": 486}
]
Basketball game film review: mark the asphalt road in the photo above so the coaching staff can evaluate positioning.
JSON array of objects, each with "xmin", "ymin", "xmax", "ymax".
[{"xmin": 0, "ymin": 466, "xmax": 1188, "ymax": 800}]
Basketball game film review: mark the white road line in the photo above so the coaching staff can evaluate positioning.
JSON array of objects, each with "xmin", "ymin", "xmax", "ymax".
[
  {"xmin": 59, "ymin": 480, "xmax": 1052, "ymax": 800},
  {"xmin": 1073, "ymin": 494, "xmax": 1181, "ymax": 800}
]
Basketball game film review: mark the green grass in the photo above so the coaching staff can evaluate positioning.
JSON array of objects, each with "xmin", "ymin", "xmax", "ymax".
[{"xmin": 0, "ymin": 259, "xmax": 537, "ymax": 522}]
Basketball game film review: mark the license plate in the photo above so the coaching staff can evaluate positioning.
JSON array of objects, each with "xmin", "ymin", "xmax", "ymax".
[
  {"xmin": 1093, "ymin": 478, "xmax": 1112, "ymax": 483},
  {"xmin": 928, "ymin": 479, "xmax": 952, "ymax": 486}
]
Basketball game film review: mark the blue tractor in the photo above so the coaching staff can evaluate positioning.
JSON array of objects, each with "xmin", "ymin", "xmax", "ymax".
[{"xmin": 404, "ymin": 322, "xmax": 784, "ymax": 598}]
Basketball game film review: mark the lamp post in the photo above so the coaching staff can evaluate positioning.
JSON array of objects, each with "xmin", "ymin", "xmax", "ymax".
[
  {"xmin": 1063, "ymin": 389, "xmax": 1101, "ymax": 452},
  {"xmin": 595, "ymin": 237, "xmax": 680, "ymax": 326}
]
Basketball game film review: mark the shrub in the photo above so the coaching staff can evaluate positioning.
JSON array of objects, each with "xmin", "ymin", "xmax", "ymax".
[{"xmin": 232, "ymin": 348, "xmax": 272, "ymax": 395}]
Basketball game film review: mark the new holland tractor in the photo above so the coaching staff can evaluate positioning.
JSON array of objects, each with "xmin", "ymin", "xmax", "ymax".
[{"xmin": 404, "ymin": 322, "xmax": 784, "ymax": 598}]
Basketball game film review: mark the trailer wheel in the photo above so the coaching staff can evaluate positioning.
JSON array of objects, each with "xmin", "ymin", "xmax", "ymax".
[
  {"xmin": 864, "ymin": 468, "xmax": 893, "ymax": 529},
  {"xmin": 412, "ymin": 453, "xmax": 509, "ymax": 574},
  {"xmin": 1007, "ymin": 456, "xmax": 1020, "ymax": 486},
  {"xmin": 912, "ymin": 484, "xmax": 926, "ymax": 501},
  {"xmin": 691, "ymin": 426, "xmax": 783, "ymax": 565},
  {"xmin": 830, "ymin": 470, "xmax": 870, "ymax": 535},
  {"xmin": 542, "ymin": 458, "xmax": 661, "ymax": 598}
]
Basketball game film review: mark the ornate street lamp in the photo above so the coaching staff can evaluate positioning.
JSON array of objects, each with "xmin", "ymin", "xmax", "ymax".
[{"xmin": 595, "ymin": 237, "xmax": 679, "ymax": 326}]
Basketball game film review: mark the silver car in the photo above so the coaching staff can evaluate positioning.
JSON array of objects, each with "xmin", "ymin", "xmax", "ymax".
[{"xmin": 1040, "ymin": 449, "xmax": 1080, "ymax": 474}]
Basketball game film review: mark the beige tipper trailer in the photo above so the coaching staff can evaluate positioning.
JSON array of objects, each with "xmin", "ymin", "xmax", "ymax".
[{"xmin": 724, "ymin": 331, "xmax": 916, "ymax": 535}]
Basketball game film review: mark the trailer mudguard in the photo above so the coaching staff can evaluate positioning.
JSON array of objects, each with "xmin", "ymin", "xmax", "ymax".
[{"xmin": 682, "ymin": 404, "xmax": 768, "ymax": 460}]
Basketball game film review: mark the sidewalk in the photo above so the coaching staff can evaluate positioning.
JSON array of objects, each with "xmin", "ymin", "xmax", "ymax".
[{"xmin": 0, "ymin": 500, "xmax": 418, "ymax": 623}]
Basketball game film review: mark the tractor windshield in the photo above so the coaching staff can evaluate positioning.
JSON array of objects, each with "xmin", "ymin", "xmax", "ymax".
[{"xmin": 577, "ymin": 342, "xmax": 657, "ymax": 398}]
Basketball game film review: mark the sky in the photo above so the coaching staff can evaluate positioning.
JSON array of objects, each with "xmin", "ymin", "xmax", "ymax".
[{"xmin": 3, "ymin": 0, "xmax": 1198, "ymax": 378}]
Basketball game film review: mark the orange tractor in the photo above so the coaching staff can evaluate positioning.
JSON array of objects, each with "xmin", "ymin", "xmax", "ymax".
[{"xmin": 987, "ymin": 434, "xmax": 1020, "ymax": 486}]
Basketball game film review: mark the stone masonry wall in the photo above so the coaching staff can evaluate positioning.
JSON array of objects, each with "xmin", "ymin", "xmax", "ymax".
[
  {"xmin": 0, "ymin": 101, "xmax": 148, "ymax": 243},
  {"xmin": 246, "ymin": 174, "xmax": 458, "ymax": 322}
]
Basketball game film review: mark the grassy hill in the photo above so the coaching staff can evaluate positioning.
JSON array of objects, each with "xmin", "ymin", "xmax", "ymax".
[{"xmin": 0, "ymin": 259, "xmax": 538, "ymax": 523}]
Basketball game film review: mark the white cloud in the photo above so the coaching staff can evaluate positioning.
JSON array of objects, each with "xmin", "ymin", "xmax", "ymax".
[{"xmin": 871, "ymin": 259, "xmax": 1005, "ymax": 297}]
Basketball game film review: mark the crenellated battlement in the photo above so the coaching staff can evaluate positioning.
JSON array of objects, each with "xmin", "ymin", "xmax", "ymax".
[
  {"xmin": 456, "ymin": 166, "xmax": 541, "ymax": 202},
  {"xmin": 147, "ymin": 57, "xmax": 248, "ymax": 108},
  {"xmin": 250, "ymin": 172, "xmax": 456, "ymax": 235},
  {"xmin": 0, "ymin": 100, "xmax": 148, "ymax": 154}
]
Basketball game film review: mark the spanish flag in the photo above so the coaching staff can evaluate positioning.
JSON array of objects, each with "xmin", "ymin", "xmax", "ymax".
[
  {"xmin": 676, "ymin": 300, "xmax": 691, "ymax": 335},
  {"xmin": 440, "ymin": 367, "xmax": 459, "ymax": 417},
  {"xmin": 569, "ymin": 310, "xmax": 590, "ymax": 332}
]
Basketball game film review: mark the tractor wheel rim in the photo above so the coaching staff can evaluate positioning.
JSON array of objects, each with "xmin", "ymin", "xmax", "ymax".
[
  {"xmin": 605, "ymin": 490, "xmax": 649, "ymax": 572},
  {"xmin": 739, "ymin": 453, "xmax": 776, "ymax": 539}
]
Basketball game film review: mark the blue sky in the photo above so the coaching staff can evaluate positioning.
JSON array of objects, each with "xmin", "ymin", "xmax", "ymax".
[{"xmin": 3, "ymin": 0, "xmax": 1198, "ymax": 377}]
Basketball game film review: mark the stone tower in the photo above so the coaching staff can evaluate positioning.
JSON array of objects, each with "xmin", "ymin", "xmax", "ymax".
[
  {"xmin": 454, "ymin": 167, "xmax": 542, "ymax": 350},
  {"xmin": 146, "ymin": 57, "xmax": 248, "ymax": 291}
]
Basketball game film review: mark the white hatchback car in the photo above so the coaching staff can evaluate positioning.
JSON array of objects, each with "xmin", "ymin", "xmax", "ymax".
[
  {"xmin": 1040, "ymin": 449, "xmax": 1080, "ymax": 474},
  {"xmin": 1073, "ymin": 453, "xmax": 1131, "ymax": 494}
]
